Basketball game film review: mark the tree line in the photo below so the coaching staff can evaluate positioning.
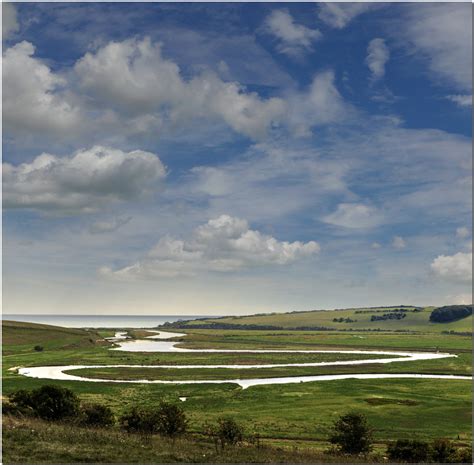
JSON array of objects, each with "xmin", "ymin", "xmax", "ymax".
[{"xmin": 430, "ymin": 305, "xmax": 472, "ymax": 323}]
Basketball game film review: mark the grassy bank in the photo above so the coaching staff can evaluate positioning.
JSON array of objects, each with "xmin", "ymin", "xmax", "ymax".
[{"xmin": 3, "ymin": 415, "xmax": 384, "ymax": 464}]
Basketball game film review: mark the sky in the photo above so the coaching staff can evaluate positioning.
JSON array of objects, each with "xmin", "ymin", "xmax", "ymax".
[{"xmin": 2, "ymin": 2, "xmax": 472, "ymax": 316}]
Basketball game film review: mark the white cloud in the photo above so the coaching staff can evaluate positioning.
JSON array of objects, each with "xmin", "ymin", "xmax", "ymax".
[
  {"xmin": 431, "ymin": 252, "xmax": 472, "ymax": 283},
  {"xmin": 366, "ymin": 38, "xmax": 389, "ymax": 80},
  {"xmin": 401, "ymin": 3, "xmax": 472, "ymax": 91},
  {"xmin": 446, "ymin": 95, "xmax": 472, "ymax": 107},
  {"xmin": 101, "ymin": 214, "xmax": 320, "ymax": 279},
  {"xmin": 392, "ymin": 236, "xmax": 406, "ymax": 249},
  {"xmin": 371, "ymin": 242, "xmax": 381, "ymax": 249},
  {"xmin": 74, "ymin": 37, "xmax": 286, "ymax": 140},
  {"xmin": 264, "ymin": 9, "xmax": 322, "ymax": 57},
  {"xmin": 456, "ymin": 227, "xmax": 470, "ymax": 239},
  {"xmin": 3, "ymin": 146, "xmax": 166, "ymax": 214},
  {"xmin": 287, "ymin": 70, "xmax": 350, "ymax": 136},
  {"xmin": 323, "ymin": 203, "xmax": 384, "ymax": 229},
  {"xmin": 3, "ymin": 41, "xmax": 82, "ymax": 136},
  {"xmin": 318, "ymin": 3, "xmax": 380, "ymax": 29},
  {"xmin": 2, "ymin": 3, "xmax": 19, "ymax": 39},
  {"xmin": 89, "ymin": 216, "xmax": 132, "ymax": 234}
]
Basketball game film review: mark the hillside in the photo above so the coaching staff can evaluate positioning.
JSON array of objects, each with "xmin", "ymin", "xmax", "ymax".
[
  {"xmin": 2, "ymin": 320, "xmax": 105, "ymax": 354},
  {"xmin": 163, "ymin": 306, "xmax": 473, "ymax": 333}
]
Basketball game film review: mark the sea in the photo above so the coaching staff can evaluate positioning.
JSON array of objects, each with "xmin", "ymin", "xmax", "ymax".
[{"xmin": 2, "ymin": 314, "xmax": 212, "ymax": 329}]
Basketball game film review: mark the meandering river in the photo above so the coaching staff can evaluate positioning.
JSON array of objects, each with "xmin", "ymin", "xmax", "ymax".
[{"xmin": 17, "ymin": 331, "xmax": 472, "ymax": 389}]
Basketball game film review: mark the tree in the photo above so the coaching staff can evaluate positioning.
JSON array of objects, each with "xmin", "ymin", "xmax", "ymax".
[
  {"xmin": 34, "ymin": 345, "xmax": 44, "ymax": 352},
  {"xmin": 8, "ymin": 385, "xmax": 79, "ymax": 421},
  {"xmin": 387, "ymin": 439, "xmax": 431, "ymax": 462},
  {"xmin": 216, "ymin": 417, "xmax": 244, "ymax": 449},
  {"xmin": 156, "ymin": 402, "xmax": 187, "ymax": 439},
  {"xmin": 329, "ymin": 412, "xmax": 373, "ymax": 454},
  {"xmin": 79, "ymin": 403, "xmax": 115, "ymax": 427}
]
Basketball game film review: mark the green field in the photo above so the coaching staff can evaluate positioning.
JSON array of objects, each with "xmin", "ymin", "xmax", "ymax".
[
  {"xmin": 174, "ymin": 306, "xmax": 473, "ymax": 333},
  {"xmin": 2, "ymin": 315, "xmax": 472, "ymax": 463}
]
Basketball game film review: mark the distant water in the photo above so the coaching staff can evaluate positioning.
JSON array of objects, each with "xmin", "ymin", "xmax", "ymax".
[{"xmin": 2, "ymin": 314, "xmax": 210, "ymax": 329}]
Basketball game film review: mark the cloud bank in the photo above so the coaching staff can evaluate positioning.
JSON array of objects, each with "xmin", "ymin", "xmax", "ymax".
[{"xmin": 101, "ymin": 214, "xmax": 320, "ymax": 279}]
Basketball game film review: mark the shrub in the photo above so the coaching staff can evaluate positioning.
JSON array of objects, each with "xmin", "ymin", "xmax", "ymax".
[
  {"xmin": 431, "ymin": 439, "xmax": 456, "ymax": 463},
  {"xmin": 449, "ymin": 446, "xmax": 473, "ymax": 464},
  {"xmin": 34, "ymin": 345, "xmax": 44, "ymax": 352},
  {"xmin": 8, "ymin": 390, "xmax": 33, "ymax": 409},
  {"xmin": 79, "ymin": 403, "xmax": 115, "ymax": 427},
  {"xmin": 387, "ymin": 439, "xmax": 431, "ymax": 462},
  {"xmin": 329, "ymin": 412, "xmax": 373, "ymax": 455},
  {"xmin": 8, "ymin": 385, "xmax": 79, "ymax": 421},
  {"xmin": 120, "ymin": 406, "xmax": 161, "ymax": 434},
  {"xmin": 156, "ymin": 402, "xmax": 187, "ymax": 438},
  {"xmin": 216, "ymin": 417, "xmax": 244, "ymax": 448}
]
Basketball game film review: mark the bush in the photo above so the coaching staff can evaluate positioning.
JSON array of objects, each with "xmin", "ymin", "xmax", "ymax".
[
  {"xmin": 449, "ymin": 446, "xmax": 473, "ymax": 464},
  {"xmin": 156, "ymin": 402, "xmax": 187, "ymax": 438},
  {"xmin": 387, "ymin": 439, "xmax": 431, "ymax": 462},
  {"xmin": 431, "ymin": 439, "xmax": 456, "ymax": 463},
  {"xmin": 79, "ymin": 403, "xmax": 115, "ymax": 427},
  {"xmin": 34, "ymin": 345, "xmax": 44, "ymax": 352},
  {"xmin": 216, "ymin": 417, "xmax": 244, "ymax": 448},
  {"xmin": 430, "ymin": 305, "xmax": 472, "ymax": 323},
  {"xmin": 329, "ymin": 412, "xmax": 373, "ymax": 455},
  {"xmin": 8, "ymin": 385, "xmax": 80, "ymax": 421},
  {"xmin": 120, "ymin": 406, "xmax": 161, "ymax": 434}
]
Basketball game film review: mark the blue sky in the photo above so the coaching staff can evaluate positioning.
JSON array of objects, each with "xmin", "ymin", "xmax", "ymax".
[{"xmin": 2, "ymin": 2, "xmax": 472, "ymax": 315}]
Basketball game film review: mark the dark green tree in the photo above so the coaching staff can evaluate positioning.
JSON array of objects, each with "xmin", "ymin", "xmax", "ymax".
[
  {"xmin": 329, "ymin": 412, "xmax": 373, "ymax": 454},
  {"xmin": 9, "ymin": 385, "xmax": 79, "ymax": 421}
]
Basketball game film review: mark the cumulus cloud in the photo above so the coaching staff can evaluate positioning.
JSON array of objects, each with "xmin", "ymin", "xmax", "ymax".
[
  {"xmin": 3, "ymin": 41, "xmax": 82, "ymax": 136},
  {"xmin": 263, "ymin": 9, "xmax": 322, "ymax": 57},
  {"xmin": 366, "ymin": 38, "xmax": 389, "ymax": 81},
  {"xmin": 392, "ymin": 236, "xmax": 406, "ymax": 249},
  {"xmin": 2, "ymin": 3, "xmax": 19, "ymax": 39},
  {"xmin": 323, "ymin": 203, "xmax": 384, "ymax": 229},
  {"xmin": 401, "ymin": 3, "xmax": 472, "ymax": 91},
  {"xmin": 3, "ymin": 146, "xmax": 166, "ymax": 214},
  {"xmin": 101, "ymin": 214, "xmax": 320, "ymax": 279},
  {"xmin": 431, "ymin": 252, "xmax": 472, "ymax": 283},
  {"xmin": 74, "ymin": 37, "xmax": 285, "ymax": 140},
  {"xmin": 446, "ymin": 95, "xmax": 472, "ymax": 107},
  {"xmin": 89, "ymin": 216, "xmax": 132, "ymax": 234},
  {"xmin": 318, "ymin": 3, "xmax": 380, "ymax": 29}
]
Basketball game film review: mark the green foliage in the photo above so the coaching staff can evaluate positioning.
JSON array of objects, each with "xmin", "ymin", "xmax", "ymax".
[
  {"xmin": 120, "ymin": 406, "xmax": 161, "ymax": 434},
  {"xmin": 329, "ymin": 412, "xmax": 373, "ymax": 455},
  {"xmin": 8, "ymin": 385, "xmax": 80, "ymax": 421},
  {"xmin": 215, "ymin": 417, "xmax": 244, "ymax": 448},
  {"xmin": 430, "ymin": 306, "xmax": 472, "ymax": 323},
  {"xmin": 156, "ymin": 402, "xmax": 187, "ymax": 438},
  {"xmin": 34, "ymin": 345, "xmax": 44, "ymax": 352},
  {"xmin": 387, "ymin": 439, "xmax": 431, "ymax": 462},
  {"xmin": 431, "ymin": 438, "xmax": 456, "ymax": 462},
  {"xmin": 79, "ymin": 403, "xmax": 115, "ymax": 427}
]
